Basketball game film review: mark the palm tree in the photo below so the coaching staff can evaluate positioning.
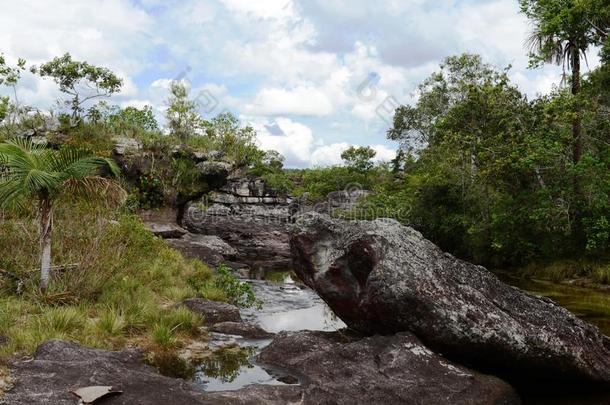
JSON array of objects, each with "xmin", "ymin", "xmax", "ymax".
[
  {"xmin": 0, "ymin": 139, "xmax": 125, "ymax": 292},
  {"xmin": 526, "ymin": 27, "xmax": 588, "ymax": 164}
]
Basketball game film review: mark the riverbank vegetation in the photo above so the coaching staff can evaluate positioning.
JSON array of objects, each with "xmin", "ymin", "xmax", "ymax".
[{"xmin": 0, "ymin": 0, "xmax": 609, "ymax": 376}]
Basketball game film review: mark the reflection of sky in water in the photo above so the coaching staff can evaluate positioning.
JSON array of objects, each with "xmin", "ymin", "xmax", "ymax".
[
  {"xmin": 196, "ymin": 364, "xmax": 287, "ymax": 392},
  {"xmin": 196, "ymin": 277, "xmax": 346, "ymax": 392},
  {"xmin": 257, "ymin": 303, "xmax": 346, "ymax": 333}
]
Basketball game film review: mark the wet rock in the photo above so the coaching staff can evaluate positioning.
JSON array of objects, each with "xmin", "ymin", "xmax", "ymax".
[
  {"xmin": 290, "ymin": 213, "xmax": 610, "ymax": 385},
  {"xmin": 4, "ymin": 340, "xmax": 208, "ymax": 405},
  {"xmin": 203, "ymin": 385, "xmax": 303, "ymax": 405},
  {"xmin": 210, "ymin": 322, "xmax": 274, "ymax": 339},
  {"xmin": 5, "ymin": 340, "xmax": 302, "ymax": 405},
  {"xmin": 258, "ymin": 331, "xmax": 520, "ymax": 405},
  {"xmin": 182, "ymin": 299, "xmax": 242, "ymax": 325}
]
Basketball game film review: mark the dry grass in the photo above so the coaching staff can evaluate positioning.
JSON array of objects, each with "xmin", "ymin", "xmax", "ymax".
[{"xmin": 0, "ymin": 198, "xmax": 216, "ymax": 360}]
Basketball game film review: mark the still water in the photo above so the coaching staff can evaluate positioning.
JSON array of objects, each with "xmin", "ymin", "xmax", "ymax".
[{"xmin": 193, "ymin": 275, "xmax": 345, "ymax": 392}]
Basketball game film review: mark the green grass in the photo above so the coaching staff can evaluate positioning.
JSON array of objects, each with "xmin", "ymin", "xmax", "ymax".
[{"xmin": 0, "ymin": 198, "xmax": 226, "ymax": 360}]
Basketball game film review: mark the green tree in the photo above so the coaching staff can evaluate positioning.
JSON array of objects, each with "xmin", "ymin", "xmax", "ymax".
[
  {"xmin": 166, "ymin": 81, "xmax": 202, "ymax": 140},
  {"xmin": 32, "ymin": 53, "xmax": 123, "ymax": 122},
  {"xmin": 341, "ymin": 146, "xmax": 377, "ymax": 172},
  {"xmin": 519, "ymin": 0, "xmax": 599, "ymax": 164},
  {"xmin": 207, "ymin": 112, "xmax": 263, "ymax": 168},
  {"xmin": 115, "ymin": 105, "xmax": 159, "ymax": 132},
  {"xmin": 0, "ymin": 139, "xmax": 124, "ymax": 291}
]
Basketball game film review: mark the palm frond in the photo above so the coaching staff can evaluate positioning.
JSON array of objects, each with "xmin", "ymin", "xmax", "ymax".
[{"xmin": 0, "ymin": 179, "xmax": 28, "ymax": 212}]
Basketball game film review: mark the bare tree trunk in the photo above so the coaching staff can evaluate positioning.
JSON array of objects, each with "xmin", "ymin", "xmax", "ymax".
[
  {"xmin": 39, "ymin": 197, "xmax": 53, "ymax": 293},
  {"xmin": 571, "ymin": 47, "xmax": 582, "ymax": 164}
]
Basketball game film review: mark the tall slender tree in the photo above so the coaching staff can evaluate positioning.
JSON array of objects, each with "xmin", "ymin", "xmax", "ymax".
[
  {"xmin": 520, "ymin": 0, "xmax": 598, "ymax": 164},
  {"xmin": 0, "ymin": 140, "xmax": 125, "ymax": 291}
]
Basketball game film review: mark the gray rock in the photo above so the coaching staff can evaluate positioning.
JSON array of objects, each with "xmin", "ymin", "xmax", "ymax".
[
  {"xmin": 5, "ymin": 340, "xmax": 300, "ymax": 405},
  {"xmin": 166, "ymin": 233, "xmax": 248, "ymax": 270},
  {"xmin": 113, "ymin": 137, "xmax": 142, "ymax": 155},
  {"xmin": 203, "ymin": 385, "xmax": 302, "ymax": 405},
  {"xmin": 289, "ymin": 213, "xmax": 610, "ymax": 385},
  {"xmin": 182, "ymin": 299, "xmax": 242, "ymax": 325},
  {"xmin": 197, "ymin": 161, "xmax": 232, "ymax": 178},
  {"xmin": 258, "ymin": 331, "xmax": 520, "ymax": 405},
  {"xmin": 144, "ymin": 222, "xmax": 188, "ymax": 239},
  {"xmin": 210, "ymin": 321, "xmax": 274, "ymax": 339},
  {"xmin": 184, "ymin": 199, "xmax": 292, "ymax": 272},
  {"xmin": 4, "ymin": 340, "xmax": 207, "ymax": 405}
]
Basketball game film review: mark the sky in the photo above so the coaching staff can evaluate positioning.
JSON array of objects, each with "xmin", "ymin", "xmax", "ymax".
[{"xmin": 0, "ymin": 0, "xmax": 599, "ymax": 167}]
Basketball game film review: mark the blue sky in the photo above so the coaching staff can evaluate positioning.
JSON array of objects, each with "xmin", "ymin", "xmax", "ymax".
[{"xmin": 0, "ymin": 0, "xmax": 596, "ymax": 167}]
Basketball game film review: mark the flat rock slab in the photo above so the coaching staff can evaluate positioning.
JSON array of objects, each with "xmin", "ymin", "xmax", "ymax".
[
  {"xmin": 5, "ymin": 340, "xmax": 300, "ymax": 405},
  {"xmin": 210, "ymin": 321, "xmax": 274, "ymax": 339},
  {"xmin": 182, "ymin": 298, "xmax": 242, "ymax": 325},
  {"xmin": 258, "ymin": 331, "xmax": 520, "ymax": 405},
  {"xmin": 143, "ymin": 222, "xmax": 187, "ymax": 239},
  {"xmin": 290, "ymin": 213, "xmax": 610, "ymax": 385}
]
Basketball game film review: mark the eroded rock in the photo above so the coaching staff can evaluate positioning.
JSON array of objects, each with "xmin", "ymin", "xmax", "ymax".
[
  {"xmin": 5, "ymin": 340, "xmax": 300, "ymax": 405},
  {"xmin": 210, "ymin": 321, "xmax": 274, "ymax": 339},
  {"xmin": 289, "ymin": 213, "xmax": 610, "ymax": 385},
  {"xmin": 4, "ymin": 340, "xmax": 206, "ymax": 405},
  {"xmin": 258, "ymin": 331, "xmax": 520, "ymax": 405},
  {"xmin": 183, "ymin": 178, "xmax": 294, "ymax": 272},
  {"xmin": 182, "ymin": 299, "xmax": 242, "ymax": 325}
]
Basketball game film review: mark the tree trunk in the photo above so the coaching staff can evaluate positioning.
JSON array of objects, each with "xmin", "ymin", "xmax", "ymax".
[
  {"xmin": 571, "ymin": 47, "xmax": 582, "ymax": 164},
  {"xmin": 39, "ymin": 197, "xmax": 53, "ymax": 293}
]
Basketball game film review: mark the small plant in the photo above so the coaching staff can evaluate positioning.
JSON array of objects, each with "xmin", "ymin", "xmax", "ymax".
[
  {"xmin": 41, "ymin": 306, "xmax": 85, "ymax": 333},
  {"xmin": 162, "ymin": 307, "xmax": 201, "ymax": 332},
  {"xmin": 98, "ymin": 307, "xmax": 126, "ymax": 336},
  {"xmin": 212, "ymin": 264, "xmax": 261, "ymax": 309},
  {"xmin": 152, "ymin": 323, "xmax": 176, "ymax": 347}
]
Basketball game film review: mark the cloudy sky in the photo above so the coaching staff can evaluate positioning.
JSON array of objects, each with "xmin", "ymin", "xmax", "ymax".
[{"xmin": 0, "ymin": 0, "xmax": 596, "ymax": 167}]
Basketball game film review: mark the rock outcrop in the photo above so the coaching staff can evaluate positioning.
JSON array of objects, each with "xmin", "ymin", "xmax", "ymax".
[
  {"xmin": 258, "ymin": 331, "xmax": 519, "ymax": 405},
  {"xmin": 182, "ymin": 299, "xmax": 243, "ymax": 325},
  {"xmin": 289, "ymin": 213, "xmax": 610, "ymax": 385},
  {"xmin": 183, "ymin": 178, "xmax": 294, "ymax": 272},
  {"xmin": 166, "ymin": 233, "xmax": 246, "ymax": 270},
  {"xmin": 5, "ymin": 340, "xmax": 300, "ymax": 405}
]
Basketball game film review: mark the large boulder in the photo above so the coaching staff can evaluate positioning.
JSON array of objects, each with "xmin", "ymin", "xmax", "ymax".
[
  {"xmin": 289, "ymin": 213, "xmax": 610, "ymax": 385},
  {"xmin": 5, "ymin": 340, "xmax": 300, "ymax": 405},
  {"xmin": 258, "ymin": 331, "xmax": 519, "ymax": 405}
]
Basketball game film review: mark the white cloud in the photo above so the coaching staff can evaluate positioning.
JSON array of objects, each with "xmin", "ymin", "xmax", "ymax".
[
  {"xmin": 245, "ymin": 86, "xmax": 334, "ymax": 117},
  {"xmin": 310, "ymin": 142, "xmax": 350, "ymax": 166}
]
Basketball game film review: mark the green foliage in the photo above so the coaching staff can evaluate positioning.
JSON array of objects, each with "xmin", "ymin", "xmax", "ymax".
[
  {"xmin": 0, "ymin": 201, "xmax": 223, "ymax": 358},
  {"xmin": 33, "ymin": 53, "xmax": 122, "ymax": 120},
  {"xmin": 87, "ymin": 102, "xmax": 159, "ymax": 134},
  {"xmin": 152, "ymin": 323, "xmax": 176, "ymax": 347},
  {"xmin": 166, "ymin": 81, "xmax": 203, "ymax": 140},
  {"xmin": 341, "ymin": 146, "xmax": 376, "ymax": 172},
  {"xmin": 0, "ymin": 97, "xmax": 8, "ymax": 123},
  {"xmin": 193, "ymin": 264, "xmax": 260, "ymax": 308},
  {"xmin": 386, "ymin": 53, "xmax": 610, "ymax": 266},
  {"xmin": 135, "ymin": 174, "xmax": 165, "ymax": 210}
]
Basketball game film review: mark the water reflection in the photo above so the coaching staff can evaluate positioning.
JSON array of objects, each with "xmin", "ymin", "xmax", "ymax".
[
  {"xmin": 497, "ymin": 272, "xmax": 610, "ymax": 335},
  {"xmin": 195, "ymin": 274, "xmax": 345, "ymax": 391}
]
